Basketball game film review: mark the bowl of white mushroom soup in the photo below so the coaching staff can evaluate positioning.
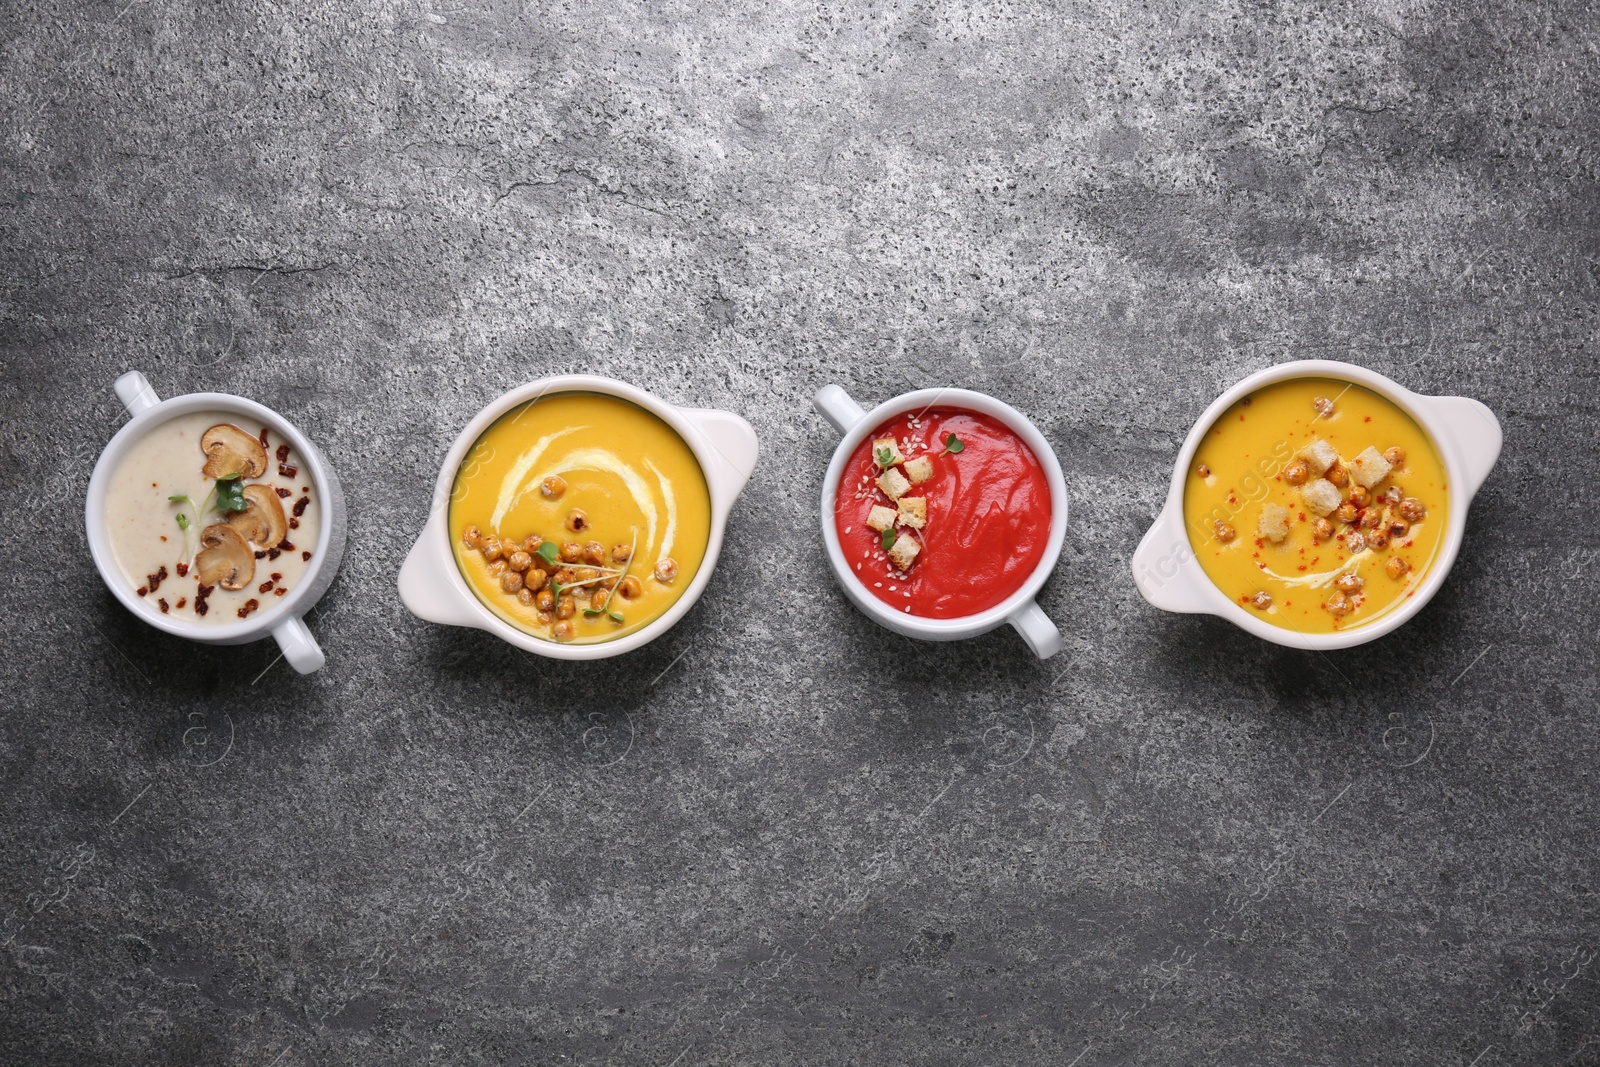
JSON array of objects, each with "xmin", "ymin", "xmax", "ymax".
[{"xmin": 85, "ymin": 371, "xmax": 348, "ymax": 674}]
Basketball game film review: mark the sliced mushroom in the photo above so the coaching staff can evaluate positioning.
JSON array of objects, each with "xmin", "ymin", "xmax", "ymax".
[
  {"xmin": 194, "ymin": 524, "xmax": 255, "ymax": 591},
  {"xmin": 226, "ymin": 484, "xmax": 288, "ymax": 548},
  {"xmin": 200, "ymin": 423, "xmax": 268, "ymax": 479}
]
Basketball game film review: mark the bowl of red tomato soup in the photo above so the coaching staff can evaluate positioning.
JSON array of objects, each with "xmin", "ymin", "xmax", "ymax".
[{"xmin": 815, "ymin": 385, "xmax": 1067, "ymax": 658}]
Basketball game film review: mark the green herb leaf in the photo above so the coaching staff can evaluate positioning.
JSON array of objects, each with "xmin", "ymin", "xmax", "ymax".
[
  {"xmin": 875, "ymin": 445, "xmax": 894, "ymax": 469},
  {"xmin": 214, "ymin": 474, "xmax": 247, "ymax": 513},
  {"xmin": 881, "ymin": 528, "xmax": 897, "ymax": 551},
  {"xmin": 176, "ymin": 513, "xmax": 190, "ymax": 532},
  {"xmin": 940, "ymin": 433, "xmax": 965, "ymax": 455},
  {"xmin": 536, "ymin": 541, "xmax": 560, "ymax": 565},
  {"xmin": 550, "ymin": 582, "xmax": 563, "ymax": 600},
  {"xmin": 583, "ymin": 608, "xmax": 603, "ymax": 617},
  {"xmin": 168, "ymin": 494, "xmax": 190, "ymax": 504},
  {"xmin": 608, "ymin": 611, "xmax": 624, "ymax": 623}
]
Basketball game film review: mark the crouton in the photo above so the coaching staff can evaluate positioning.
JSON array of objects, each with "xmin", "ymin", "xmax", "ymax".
[
  {"xmin": 896, "ymin": 497, "xmax": 927, "ymax": 529},
  {"xmin": 1296, "ymin": 439, "xmax": 1339, "ymax": 475},
  {"xmin": 1258, "ymin": 503, "xmax": 1291, "ymax": 543},
  {"xmin": 904, "ymin": 456, "xmax": 934, "ymax": 484},
  {"xmin": 887, "ymin": 533, "xmax": 920, "ymax": 571},
  {"xmin": 877, "ymin": 468, "xmax": 911, "ymax": 501},
  {"xmin": 1300, "ymin": 478, "xmax": 1342, "ymax": 517},
  {"xmin": 1347, "ymin": 446, "xmax": 1392, "ymax": 489},
  {"xmin": 865, "ymin": 505, "xmax": 898, "ymax": 532},
  {"xmin": 872, "ymin": 438, "xmax": 905, "ymax": 468}
]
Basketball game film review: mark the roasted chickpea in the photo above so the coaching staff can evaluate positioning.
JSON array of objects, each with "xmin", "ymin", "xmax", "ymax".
[
  {"xmin": 522, "ymin": 534, "xmax": 544, "ymax": 555},
  {"xmin": 617, "ymin": 575, "xmax": 643, "ymax": 600},
  {"xmin": 1249, "ymin": 591, "xmax": 1272, "ymax": 610},
  {"xmin": 1197, "ymin": 463, "xmax": 1211, "ymax": 478},
  {"xmin": 1385, "ymin": 556, "xmax": 1410, "ymax": 580},
  {"xmin": 1387, "ymin": 518, "xmax": 1410, "ymax": 539},
  {"xmin": 536, "ymin": 588, "xmax": 555, "ymax": 612},
  {"xmin": 1325, "ymin": 591, "xmax": 1352, "ymax": 616},
  {"xmin": 1346, "ymin": 531, "xmax": 1367, "ymax": 553},
  {"xmin": 481, "ymin": 537, "xmax": 504, "ymax": 563},
  {"xmin": 1282, "ymin": 460, "xmax": 1309, "ymax": 486},
  {"xmin": 1312, "ymin": 517, "xmax": 1335, "ymax": 540},
  {"xmin": 462, "ymin": 525, "xmax": 484, "ymax": 550},
  {"xmin": 487, "ymin": 559, "xmax": 507, "ymax": 577},
  {"xmin": 541, "ymin": 476, "xmax": 566, "ymax": 499},
  {"xmin": 1397, "ymin": 497, "xmax": 1426, "ymax": 523},
  {"xmin": 1348, "ymin": 485, "xmax": 1370, "ymax": 508},
  {"xmin": 559, "ymin": 541, "xmax": 581, "ymax": 563},
  {"xmin": 554, "ymin": 566, "xmax": 577, "ymax": 585},
  {"xmin": 1358, "ymin": 507, "xmax": 1381, "ymax": 529},
  {"xmin": 1379, "ymin": 486, "xmax": 1403, "ymax": 507},
  {"xmin": 654, "ymin": 557, "xmax": 679, "ymax": 583},
  {"xmin": 565, "ymin": 508, "xmax": 588, "ymax": 532},
  {"xmin": 1313, "ymin": 395, "xmax": 1335, "ymax": 417},
  {"xmin": 536, "ymin": 609, "xmax": 555, "ymax": 625},
  {"xmin": 551, "ymin": 620, "xmax": 576, "ymax": 642},
  {"xmin": 507, "ymin": 551, "xmax": 532, "ymax": 573},
  {"xmin": 1366, "ymin": 528, "xmax": 1391, "ymax": 550},
  {"xmin": 1326, "ymin": 464, "xmax": 1349, "ymax": 488},
  {"xmin": 556, "ymin": 594, "xmax": 576, "ymax": 620},
  {"xmin": 575, "ymin": 567, "xmax": 599, "ymax": 583},
  {"xmin": 516, "ymin": 587, "xmax": 536, "ymax": 607},
  {"xmin": 500, "ymin": 570, "xmax": 524, "ymax": 594},
  {"xmin": 1383, "ymin": 446, "xmax": 1405, "ymax": 467},
  {"xmin": 1334, "ymin": 573, "xmax": 1365, "ymax": 594},
  {"xmin": 1214, "ymin": 521, "xmax": 1237, "ymax": 544},
  {"xmin": 1336, "ymin": 503, "xmax": 1359, "ymax": 524},
  {"xmin": 582, "ymin": 541, "xmax": 606, "ymax": 565},
  {"xmin": 526, "ymin": 568, "xmax": 549, "ymax": 592},
  {"xmin": 611, "ymin": 543, "xmax": 633, "ymax": 563}
]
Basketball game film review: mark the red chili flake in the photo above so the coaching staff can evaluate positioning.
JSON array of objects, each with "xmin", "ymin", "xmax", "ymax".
[
  {"xmin": 158, "ymin": 599, "xmax": 170, "ymax": 613},
  {"xmin": 289, "ymin": 518, "xmax": 299, "ymax": 530},
  {"xmin": 280, "ymin": 540, "xmax": 295, "ymax": 552},
  {"xmin": 237, "ymin": 598, "xmax": 260, "ymax": 619},
  {"xmin": 276, "ymin": 444, "xmax": 290, "ymax": 463},
  {"xmin": 194, "ymin": 584, "xmax": 214, "ymax": 616},
  {"xmin": 275, "ymin": 486, "xmax": 292, "ymax": 498},
  {"xmin": 267, "ymin": 548, "xmax": 281, "ymax": 560},
  {"xmin": 1297, "ymin": 565, "xmax": 1307, "ymax": 572},
  {"xmin": 159, "ymin": 535, "xmax": 167, "ymax": 542},
  {"xmin": 259, "ymin": 580, "xmax": 274, "ymax": 593},
  {"xmin": 293, "ymin": 496, "xmax": 309, "ymax": 517},
  {"xmin": 301, "ymin": 551, "xmax": 312, "ymax": 561},
  {"xmin": 175, "ymin": 562, "xmax": 189, "ymax": 577},
  {"xmin": 270, "ymin": 572, "xmax": 283, "ymax": 581},
  {"xmin": 275, "ymin": 587, "xmax": 288, "ymax": 597},
  {"xmin": 145, "ymin": 565, "xmax": 168, "ymax": 593},
  {"xmin": 1363, "ymin": 415, "xmax": 1372, "ymax": 422},
  {"xmin": 259, "ymin": 427, "xmax": 270, "ymax": 448},
  {"xmin": 136, "ymin": 587, "xmax": 148, "ymax": 596},
  {"xmin": 1242, "ymin": 397, "xmax": 1252, "ymax": 406},
  {"xmin": 302, "ymin": 486, "xmax": 310, "ymax": 493},
  {"xmin": 175, "ymin": 596, "xmax": 187, "ymax": 609},
  {"xmin": 278, "ymin": 464, "xmax": 298, "ymax": 478}
]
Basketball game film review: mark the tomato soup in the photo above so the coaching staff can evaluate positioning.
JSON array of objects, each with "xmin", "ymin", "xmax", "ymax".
[
  {"xmin": 833, "ymin": 407, "xmax": 1052, "ymax": 618},
  {"xmin": 1181, "ymin": 377, "xmax": 1449, "ymax": 634},
  {"xmin": 448, "ymin": 392, "xmax": 711, "ymax": 644}
]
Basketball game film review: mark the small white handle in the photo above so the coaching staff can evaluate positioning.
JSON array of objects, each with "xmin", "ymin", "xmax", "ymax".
[
  {"xmin": 272, "ymin": 615, "xmax": 326, "ymax": 674},
  {"xmin": 115, "ymin": 370, "xmax": 161, "ymax": 416},
  {"xmin": 398, "ymin": 511, "xmax": 487, "ymax": 629},
  {"xmin": 1131, "ymin": 508, "xmax": 1216, "ymax": 614},
  {"xmin": 1428, "ymin": 395, "xmax": 1502, "ymax": 497},
  {"xmin": 679, "ymin": 407, "xmax": 760, "ymax": 508},
  {"xmin": 1008, "ymin": 599, "xmax": 1062, "ymax": 659},
  {"xmin": 813, "ymin": 385, "xmax": 866, "ymax": 434}
]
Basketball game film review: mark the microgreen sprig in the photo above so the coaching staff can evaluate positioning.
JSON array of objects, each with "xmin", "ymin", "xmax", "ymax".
[{"xmin": 939, "ymin": 433, "xmax": 965, "ymax": 456}]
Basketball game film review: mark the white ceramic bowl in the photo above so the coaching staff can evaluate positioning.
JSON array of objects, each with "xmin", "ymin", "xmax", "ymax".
[
  {"xmin": 85, "ymin": 371, "xmax": 349, "ymax": 674},
  {"xmin": 814, "ymin": 384, "xmax": 1067, "ymax": 659},
  {"xmin": 397, "ymin": 375, "xmax": 759, "ymax": 660},
  {"xmin": 1131, "ymin": 359, "xmax": 1502, "ymax": 649}
]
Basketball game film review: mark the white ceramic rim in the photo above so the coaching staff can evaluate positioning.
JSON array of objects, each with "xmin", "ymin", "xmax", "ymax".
[
  {"xmin": 819, "ymin": 387, "xmax": 1068, "ymax": 636},
  {"xmin": 85, "ymin": 393, "xmax": 339, "ymax": 639},
  {"xmin": 1150, "ymin": 358, "xmax": 1485, "ymax": 649},
  {"xmin": 413, "ymin": 374, "xmax": 742, "ymax": 660}
]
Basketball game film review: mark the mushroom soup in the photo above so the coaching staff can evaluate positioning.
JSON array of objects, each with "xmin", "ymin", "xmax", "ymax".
[
  {"xmin": 448, "ymin": 392, "xmax": 710, "ymax": 644},
  {"xmin": 103, "ymin": 413, "xmax": 321, "ymax": 623},
  {"xmin": 1181, "ymin": 378, "xmax": 1448, "ymax": 633}
]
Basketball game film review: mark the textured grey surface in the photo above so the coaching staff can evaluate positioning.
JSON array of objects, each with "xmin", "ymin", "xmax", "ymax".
[{"xmin": 3, "ymin": 0, "xmax": 1598, "ymax": 1063}]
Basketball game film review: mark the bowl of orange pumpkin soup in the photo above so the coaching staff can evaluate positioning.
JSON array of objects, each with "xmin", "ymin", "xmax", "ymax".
[
  {"xmin": 398, "ymin": 376, "xmax": 758, "ymax": 659},
  {"xmin": 1132, "ymin": 360, "xmax": 1502, "ymax": 649},
  {"xmin": 815, "ymin": 385, "xmax": 1067, "ymax": 659}
]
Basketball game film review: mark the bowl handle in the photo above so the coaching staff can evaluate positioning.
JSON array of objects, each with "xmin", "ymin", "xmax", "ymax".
[
  {"xmin": 1131, "ymin": 507, "xmax": 1216, "ymax": 614},
  {"xmin": 115, "ymin": 370, "xmax": 162, "ymax": 416},
  {"xmin": 679, "ymin": 407, "xmax": 760, "ymax": 506},
  {"xmin": 272, "ymin": 616, "xmax": 326, "ymax": 674},
  {"xmin": 813, "ymin": 385, "xmax": 866, "ymax": 434},
  {"xmin": 1008, "ymin": 599, "xmax": 1063, "ymax": 659},
  {"xmin": 398, "ymin": 510, "xmax": 486, "ymax": 629},
  {"xmin": 1426, "ymin": 395, "xmax": 1503, "ymax": 497}
]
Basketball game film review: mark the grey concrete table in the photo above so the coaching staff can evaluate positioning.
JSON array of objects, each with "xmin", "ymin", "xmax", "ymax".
[{"xmin": 3, "ymin": 2, "xmax": 1597, "ymax": 1064}]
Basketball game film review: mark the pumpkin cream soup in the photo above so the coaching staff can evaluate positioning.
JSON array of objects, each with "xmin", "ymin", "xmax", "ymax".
[
  {"xmin": 1182, "ymin": 377, "xmax": 1449, "ymax": 633},
  {"xmin": 448, "ymin": 392, "xmax": 710, "ymax": 644}
]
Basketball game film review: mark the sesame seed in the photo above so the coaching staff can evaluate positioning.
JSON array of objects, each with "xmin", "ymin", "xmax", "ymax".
[{"xmin": 874, "ymin": 582, "xmax": 882, "ymax": 588}]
